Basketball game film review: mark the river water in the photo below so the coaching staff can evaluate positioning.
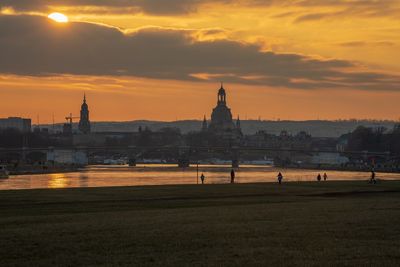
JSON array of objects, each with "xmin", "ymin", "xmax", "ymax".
[{"xmin": 1, "ymin": 164, "xmax": 400, "ymax": 190}]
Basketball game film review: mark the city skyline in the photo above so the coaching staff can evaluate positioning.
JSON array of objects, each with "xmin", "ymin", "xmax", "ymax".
[
  {"xmin": 1, "ymin": 1, "xmax": 400, "ymax": 122},
  {"xmin": 5, "ymin": 88, "xmax": 400, "ymax": 126},
  {"xmin": 2, "ymin": 2, "xmax": 400, "ymax": 265},
  {"xmin": 3, "ymin": 84, "xmax": 400, "ymax": 124}
]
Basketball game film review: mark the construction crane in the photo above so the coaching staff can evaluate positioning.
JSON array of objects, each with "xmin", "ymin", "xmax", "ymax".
[{"xmin": 65, "ymin": 113, "xmax": 79, "ymax": 126}]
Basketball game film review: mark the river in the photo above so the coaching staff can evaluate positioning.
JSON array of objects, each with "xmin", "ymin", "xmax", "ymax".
[{"xmin": 1, "ymin": 164, "xmax": 400, "ymax": 190}]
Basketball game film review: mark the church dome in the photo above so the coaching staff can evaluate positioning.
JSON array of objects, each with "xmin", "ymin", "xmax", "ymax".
[
  {"xmin": 210, "ymin": 84, "xmax": 235, "ymax": 131},
  {"xmin": 203, "ymin": 84, "xmax": 243, "ymax": 140},
  {"xmin": 211, "ymin": 105, "xmax": 232, "ymax": 125}
]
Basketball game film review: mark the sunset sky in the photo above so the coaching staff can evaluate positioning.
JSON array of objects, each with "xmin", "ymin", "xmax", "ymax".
[{"xmin": 1, "ymin": 0, "xmax": 400, "ymax": 123}]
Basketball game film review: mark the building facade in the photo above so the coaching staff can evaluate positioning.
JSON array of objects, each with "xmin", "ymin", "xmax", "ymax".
[
  {"xmin": 47, "ymin": 149, "xmax": 88, "ymax": 165},
  {"xmin": 0, "ymin": 117, "xmax": 31, "ymax": 133}
]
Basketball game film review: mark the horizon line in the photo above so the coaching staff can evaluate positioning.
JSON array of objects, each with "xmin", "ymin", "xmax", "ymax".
[{"xmin": 32, "ymin": 118, "xmax": 400, "ymax": 126}]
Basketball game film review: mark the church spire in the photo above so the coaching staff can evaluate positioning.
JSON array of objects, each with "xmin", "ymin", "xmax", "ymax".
[
  {"xmin": 79, "ymin": 93, "xmax": 91, "ymax": 134},
  {"xmin": 202, "ymin": 115, "xmax": 208, "ymax": 131},
  {"xmin": 236, "ymin": 115, "xmax": 241, "ymax": 129},
  {"xmin": 217, "ymin": 83, "xmax": 226, "ymax": 105}
]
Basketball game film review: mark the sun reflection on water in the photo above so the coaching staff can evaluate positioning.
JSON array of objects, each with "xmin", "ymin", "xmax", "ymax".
[{"xmin": 48, "ymin": 173, "xmax": 68, "ymax": 188}]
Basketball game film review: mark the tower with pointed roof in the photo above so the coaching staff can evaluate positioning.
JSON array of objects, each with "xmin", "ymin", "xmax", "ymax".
[
  {"xmin": 202, "ymin": 115, "xmax": 208, "ymax": 131},
  {"xmin": 78, "ymin": 93, "xmax": 91, "ymax": 134},
  {"xmin": 236, "ymin": 115, "xmax": 241, "ymax": 129},
  {"xmin": 217, "ymin": 82, "xmax": 226, "ymax": 105}
]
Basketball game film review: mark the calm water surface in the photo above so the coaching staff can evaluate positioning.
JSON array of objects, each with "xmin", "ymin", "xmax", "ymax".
[{"xmin": 1, "ymin": 164, "xmax": 400, "ymax": 190}]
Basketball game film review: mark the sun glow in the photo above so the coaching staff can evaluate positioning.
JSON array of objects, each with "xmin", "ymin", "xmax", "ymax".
[{"xmin": 48, "ymin": 12, "xmax": 69, "ymax": 23}]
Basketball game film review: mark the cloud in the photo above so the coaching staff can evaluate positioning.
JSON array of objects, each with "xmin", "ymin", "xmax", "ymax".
[
  {"xmin": 294, "ymin": 13, "xmax": 330, "ymax": 23},
  {"xmin": 292, "ymin": 0, "xmax": 400, "ymax": 23},
  {"xmin": 338, "ymin": 41, "xmax": 396, "ymax": 47},
  {"xmin": 1, "ymin": 0, "xmax": 399, "ymax": 18},
  {"xmin": 0, "ymin": 0, "xmax": 209, "ymax": 15},
  {"xmin": 0, "ymin": 14, "xmax": 399, "ymax": 91}
]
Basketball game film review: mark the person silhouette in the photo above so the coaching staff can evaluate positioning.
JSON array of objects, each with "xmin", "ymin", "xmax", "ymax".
[
  {"xmin": 200, "ymin": 173, "xmax": 205, "ymax": 184},
  {"xmin": 230, "ymin": 169, "xmax": 235, "ymax": 184},
  {"xmin": 370, "ymin": 170, "xmax": 376, "ymax": 184},
  {"xmin": 277, "ymin": 172, "xmax": 283, "ymax": 184},
  {"xmin": 317, "ymin": 173, "xmax": 321, "ymax": 181},
  {"xmin": 323, "ymin": 173, "xmax": 328, "ymax": 181}
]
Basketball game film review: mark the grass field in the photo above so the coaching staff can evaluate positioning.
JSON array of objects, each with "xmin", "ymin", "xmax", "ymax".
[{"xmin": 1, "ymin": 181, "xmax": 400, "ymax": 266}]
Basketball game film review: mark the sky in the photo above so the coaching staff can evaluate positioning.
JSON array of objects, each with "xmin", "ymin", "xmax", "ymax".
[{"xmin": 0, "ymin": 0, "xmax": 399, "ymax": 123}]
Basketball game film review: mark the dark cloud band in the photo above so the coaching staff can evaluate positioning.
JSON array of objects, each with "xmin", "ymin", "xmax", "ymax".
[
  {"xmin": 1, "ymin": 0, "xmax": 399, "ymax": 17},
  {"xmin": 0, "ymin": 14, "xmax": 399, "ymax": 91}
]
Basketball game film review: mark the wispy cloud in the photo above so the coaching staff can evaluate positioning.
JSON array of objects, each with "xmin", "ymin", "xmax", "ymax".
[{"xmin": 338, "ymin": 41, "xmax": 397, "ymax": 47}]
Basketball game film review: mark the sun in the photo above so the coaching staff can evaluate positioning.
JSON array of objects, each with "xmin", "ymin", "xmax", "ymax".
[{"xmin": 48, "ymin": 12, "xmax": 69, "ymax": 23}]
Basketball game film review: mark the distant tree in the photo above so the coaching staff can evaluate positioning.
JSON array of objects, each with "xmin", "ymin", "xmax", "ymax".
[
  {"xmin": 158, "ymin": 127, "xmax": 181, "ymax": 146},
  {"xmin": 346, "ymin": 126, "xmax": 387, "ymax": 152},
  {"xmin": 136, "ymin": 127, "xmax": 153, "ymax": 146},
  {"xmin": 0, "ymin": 128, "xmax": 24, "ymax": 147},
  {"xmin": 185, "ymin": 131, "xmax": 210, "ymax": 147}
]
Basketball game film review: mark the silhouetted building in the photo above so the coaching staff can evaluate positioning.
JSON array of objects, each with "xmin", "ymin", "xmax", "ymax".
[
  {"xmin": 0, "ymin": 117, "xmax": 31, "ymax": 133},
  {"xmin": 202, "ymin": 115, "xmax": 208, "ymax": 131},
  {"xmin": 78, "ymin": 94, "xmax": 91, "ymax": 134},
  {"xmin": 209, "ymin": 84, "xmax": 236, "ymax": 132},
  {"xmin": 243, "ymin": 130, "xmax": 313, "ymax": 150},
  {"xmin": 63, "ymin": 123, "xmax": 72, "ymax": 135},
  {"xmin": 202, "ymin": 84, "xmax": 242, "ymax": 144},
  {"xmin": 393, "ymin": 123, "xmax": 400, "ymax": 133},
  {"xmin": 236, "ymin": 115, "xmax": 241, "ymax": 131},
  {"xmin": 47, "ymin": 149, "xmax": 88, "ymax": 165}
]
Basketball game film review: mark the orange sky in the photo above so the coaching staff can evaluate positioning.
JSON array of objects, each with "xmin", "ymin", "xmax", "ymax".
[{"xmin": 1, "ymin": 1, "xmax": 399, "ymax": 123}]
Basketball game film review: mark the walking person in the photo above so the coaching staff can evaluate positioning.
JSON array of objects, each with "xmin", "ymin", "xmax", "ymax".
[
  {"xmin": 370, "ymin": 170, "xmax": 376, "ymax": 184},
  {"xmin": 317, "ymin": 173, "xmax": 321, "ymax": 181},
  {"xmin": 277, "ymin": 172, "xmax": 283, "ymax": 184},
  {"xmin": 323, "ymin": 173, "xmax": 328, "ymax": 181},
  {"xmin": 230, "ymin": 169, "xmax": 235, "ymax": 184},
  {"xmin": 200, "ymin": 173, "xmax": 205, "ymax": 184}
]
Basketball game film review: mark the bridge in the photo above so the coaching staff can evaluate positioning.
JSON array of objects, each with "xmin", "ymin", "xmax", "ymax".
[{"xmin": 0, "ymin": 145, "xmax": 395, "ymax": 168}]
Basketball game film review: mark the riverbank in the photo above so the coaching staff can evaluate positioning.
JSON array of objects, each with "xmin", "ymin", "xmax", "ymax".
[
  {"xmin": 276, "ymin": 163, "xmax": 400, "ymax": 174},
  {"xmin": 3, "ymin": 165, "xmax": 400, "ymax": 190},
  {"xmin": 0, "ymin": 181, "xmax": 399, "ymax": 266},
  {"xmin": 8, "ymin": 165, "xmax": 82, "ymax": 175},
  {"xmin": 6, "ymin": 162, "xmax": 400, "ymax": 178}
]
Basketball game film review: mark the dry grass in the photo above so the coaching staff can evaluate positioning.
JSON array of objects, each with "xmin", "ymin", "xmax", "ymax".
[{"xmin": 0, "ymin": 181, "xmax": 400, "ymax": 266}]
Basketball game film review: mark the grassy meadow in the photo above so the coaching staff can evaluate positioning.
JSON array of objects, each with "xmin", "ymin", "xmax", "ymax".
[{"xmin": 0, "ymin": 181, "xmax": 400, "ymax": 266}]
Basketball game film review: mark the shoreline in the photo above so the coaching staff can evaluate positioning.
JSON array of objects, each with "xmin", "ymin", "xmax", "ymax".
[
  {"xmin": 0, "ymin": 179, "xmax": 397, "ymax": 192},
  {"xmin": 9, "ymin": 163, "xmax": 400, "ymax": 175},
  {"xmin": 277, "ymin": 164, "xmax": 400, "ymax": 174},
  {"xmin": 8, "ymin": 166, "xmax": 83, "ymax": 176}
]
